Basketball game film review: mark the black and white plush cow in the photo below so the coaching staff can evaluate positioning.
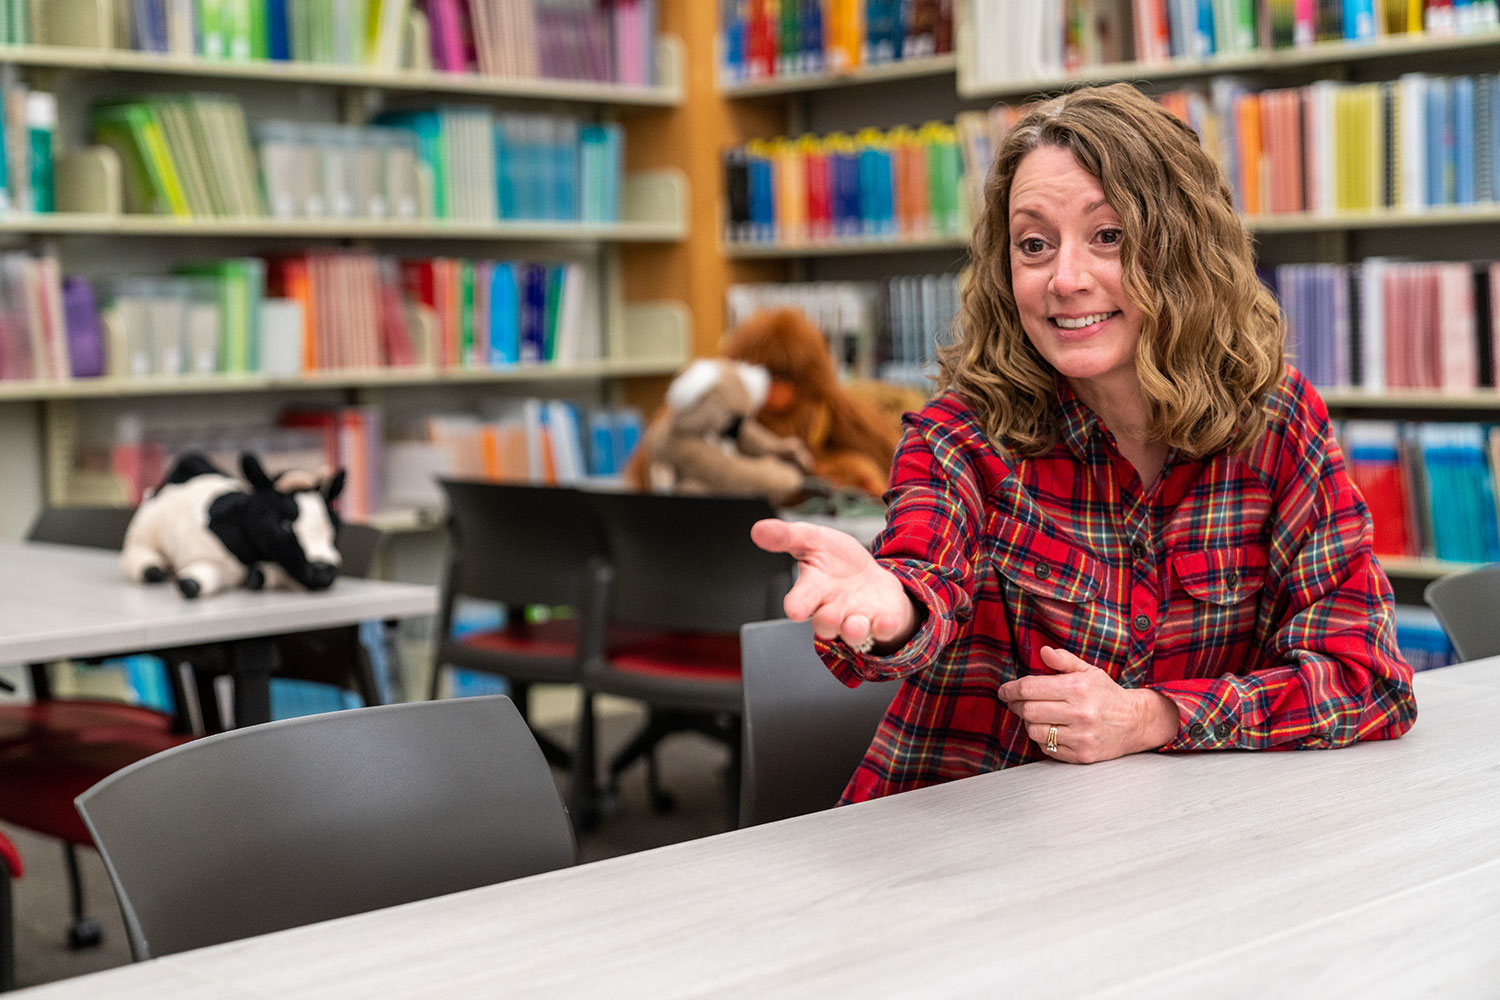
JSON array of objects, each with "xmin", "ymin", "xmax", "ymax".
[{"xmin": 121, "ymin": 452, "xmax": 346, "ymax": 600}]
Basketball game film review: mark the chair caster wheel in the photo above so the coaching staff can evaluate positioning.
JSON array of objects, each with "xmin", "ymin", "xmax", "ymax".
[
  {"xmin": 649, "ymin": 789, "xmax": 677, "ymax": 814},
  {"xmin": 67, "ymin": 917, "xmax": 102, "ymax": 950}
]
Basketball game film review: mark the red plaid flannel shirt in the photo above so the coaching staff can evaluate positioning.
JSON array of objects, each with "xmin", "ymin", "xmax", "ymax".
[{"xmin": 821, "ymin": 367, "xmax": 1417, "ymax": 804}]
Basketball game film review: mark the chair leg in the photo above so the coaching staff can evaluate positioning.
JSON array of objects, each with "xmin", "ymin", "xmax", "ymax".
[
  {"xmin": 510, "ymin": 683, "xmax": 572, "ymax": 770},
  {"xmin": 608, "ymin": 710, "xmax": 682, "ymax": 814},
  {"xmin": 568, "ymin": 692, "xmax": 601, "ymax": 833},
  {"xmin": 62, "ymin": 846, "xmax": 101, "ymax": 951}
]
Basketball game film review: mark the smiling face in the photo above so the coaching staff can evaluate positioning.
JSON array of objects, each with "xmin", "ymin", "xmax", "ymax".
[{"xmin": 1007, "ymin": 145, "xmax": 1147, "ymax": 417}]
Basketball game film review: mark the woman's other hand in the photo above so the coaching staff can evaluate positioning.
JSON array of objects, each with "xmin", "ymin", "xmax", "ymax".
[
  {"xmin": 997, "ymin": 646, "xmax": 1181, "ymax": 762},
  {"xmin": 750, "ymin": 518, "xmax": 919, "ymax": 653}
]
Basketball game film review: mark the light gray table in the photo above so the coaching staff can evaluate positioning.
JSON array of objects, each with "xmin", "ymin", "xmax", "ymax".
[
  {"xmin": 0, "ymin": 541, "xmax": 437, "ymax": 726},
  {"xmin": 14, "ymin": 659, "xmax": 1499, "ymax": 999}
]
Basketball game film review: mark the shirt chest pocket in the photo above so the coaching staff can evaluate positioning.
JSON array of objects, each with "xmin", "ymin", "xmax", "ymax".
[
  {"xmin": 988, "ymin": 521, "xmax": 1116, "ymax": 658},
  {"xmin": 1170, "ymin": 546, "xmax": 1267, "ymax": 606}
]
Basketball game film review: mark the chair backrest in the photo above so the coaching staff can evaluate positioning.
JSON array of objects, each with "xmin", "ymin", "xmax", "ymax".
[
  {"xmin": 738, "ymin": 619, "xmax": 894, "ymax": 826},
  {"xmin": 587, "ymin": 491, "xmax": 794, "ymax": 632},
  {"xmin": 438, "ymin": 480, "xmax": 605, "ymax": 613},
  {"xmin": 1424, "ymin": 564, "xmax": 1500, "ymax": 661},
  {"xmin": 26, "ymin": 505, "xmax": 137, "ymax": 549},
  {"xmin": 335, "ymin": 521, "xmax": 385, "ymax": 579},
  {"xmin": 75, "ymin": 696, "xmax": 576, "ymax": 961}
]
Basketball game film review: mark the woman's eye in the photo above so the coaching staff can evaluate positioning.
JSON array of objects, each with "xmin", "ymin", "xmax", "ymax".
[
  {"xmin": 1017, "ymin": 237, "xmax": 1047, "ymax": 254},
  {"xmin": 1098, "ymin": 228, "xmax": 1123, "ymax": 245}
]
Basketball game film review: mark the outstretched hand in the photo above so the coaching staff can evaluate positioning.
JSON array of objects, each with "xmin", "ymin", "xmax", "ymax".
[{"xmin": 750, "ymin": 518, "xmax": 918, "ymax": 652}]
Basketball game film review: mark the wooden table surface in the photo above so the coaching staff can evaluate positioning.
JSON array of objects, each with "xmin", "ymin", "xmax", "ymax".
[{"xmin": 16, "ymin": 660, "xmax": 1499, "ymax": 998}]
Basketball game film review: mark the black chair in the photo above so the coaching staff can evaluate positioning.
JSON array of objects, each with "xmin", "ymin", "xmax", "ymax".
[
  {"xmin": 738, "ymin": 618, "xmax": 895, "ymax": 827},
  {"xmin": 430, "ymin": 480, "xmax": 608, "ymax": 786},
  {"xmin": 0, "ymin": 505, "xmax": 196, "ymax": 955},
  {"xmin": 581, "ymin": 491, "xmax": 793, "ymax": 825},
  {"xmin": 1424, "ymin": 564, "xmax": 1500, "ymax": 661},
  {"xmin": 75, "ymin": 697, "xmax": 576, "ymax": 961},
  {"xmin": 0, "ymin": 831, "xmax": 18, "ymax": 990}
]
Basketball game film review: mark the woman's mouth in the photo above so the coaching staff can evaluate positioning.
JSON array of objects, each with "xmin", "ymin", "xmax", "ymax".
[{"xmin": 1050, "ymin": 310, "xmax": 1119, "ymax": 332}]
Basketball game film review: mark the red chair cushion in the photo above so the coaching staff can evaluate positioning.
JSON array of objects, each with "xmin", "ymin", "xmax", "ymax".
[
  {"xmin": 461, "ymin": 618, "xmax": 583, "ymax": 659},
  {"xmin": 605, "ymin": 631, "xmax": 742, "ymax": 683},
  {"xmin": 0, "ymin": 828, "xmax": 20, "ymax": 878},
  {"xmin": 0, "ymin": 729, "xmax": 192, "ymax": 844},
  {"xmin": 0, "ymin": 701, "xmax": 176, "ymax": 750}
]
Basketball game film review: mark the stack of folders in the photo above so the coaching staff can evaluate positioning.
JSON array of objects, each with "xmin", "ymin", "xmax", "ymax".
[
  {"xmin": 256, "ymin": 121, "xmax": 423, "ymax": 220},
  {"xmin": 91, "ymin": 95, "xmax": 262, "ymax": 217},
  {"xmin": 374, "ymin": 107, "xmax": 623, "ymax": 223},
  {"xmin": 120, "ymin": 0, "xmax": 657, "ymax": 83},
  {"xmin": 425, "ymin": 399, "xmax": 644, "ymax": 485},
  {"xmin": 723, "ymin": 122, "xmax": 965, "ymax": 245},
  {"xmin": 719, "ymin": 0, "xmax": 953, "ymax": 83},
  {"xmin": 0, "ymin": 253, "xmax": 72, "ymax": 381},
  {"xmin": 727, "ymin": 273, "xmax": 960, "ymax": 386},
  {"xmin": 1342, "ymin": 419, "xmax": 1500, "ymax": 564},
  {"xmin": 1271, "ymin": 258, "xmax": 1500, "ymax": 392},
  {"xmin": 0, "ymin": 67, "xmax": 56, "ymax": 215}
]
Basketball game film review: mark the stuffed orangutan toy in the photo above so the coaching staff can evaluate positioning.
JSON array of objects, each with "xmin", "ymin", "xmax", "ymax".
[
  {"xmin": 722, "ymin": 307, "xmax": 903, "ymax": 498},
  {"xmin": 631, "ymin": 357, "xmax": 818, "ymax": 503}
]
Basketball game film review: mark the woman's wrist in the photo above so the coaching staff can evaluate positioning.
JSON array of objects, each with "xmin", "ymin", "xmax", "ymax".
[{"xmin": 1135, "ymin": 689, "xmax": 1183, "ymax": 751}]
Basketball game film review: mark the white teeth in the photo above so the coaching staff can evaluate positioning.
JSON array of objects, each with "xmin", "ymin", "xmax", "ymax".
[{"xmin": 1053, "ymin": 312, "xmax": 1115, "ymax": 330}]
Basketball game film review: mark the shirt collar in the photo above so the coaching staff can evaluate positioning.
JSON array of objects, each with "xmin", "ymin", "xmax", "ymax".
[{"xmin": 1053, "ymin": 379, "xmax": 1104, "ymax": 462}]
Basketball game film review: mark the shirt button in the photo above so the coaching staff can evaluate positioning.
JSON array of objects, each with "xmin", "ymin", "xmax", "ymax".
[
  {"xmin": 1215, "ymin": 721, "xmax": 1232, "ymax": 739},
  {"xmin": 1225, "ymin": 569, "xmax": 1239, "ymax": 589},
  {"xmin": 1034, "ymin": 561, "xmax": 1051, "ymax": 580},
  {"xmin": 1132, "ymin": 613, "xmax": 1150, "ymax": 632},
  {"xmin": 1130, "ymin": 539, "xmax": 1148, "ymax": 559},
  {"xmin": 1188, "ymin": 722, "xmax": 1206, "ymax": 739}
]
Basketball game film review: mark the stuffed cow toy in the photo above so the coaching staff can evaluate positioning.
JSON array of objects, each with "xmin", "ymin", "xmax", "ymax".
[{"xmin": 121, "ymin": 451, "xmax": 346, "ymax": 599}]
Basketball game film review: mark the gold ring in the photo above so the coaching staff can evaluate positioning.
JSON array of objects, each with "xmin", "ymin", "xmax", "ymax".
[{"xmin": 1045, "ymin": 725, "xmax": 1058, "ymax": 753}]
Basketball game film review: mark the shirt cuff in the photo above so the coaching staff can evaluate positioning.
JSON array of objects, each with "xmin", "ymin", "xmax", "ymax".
[
  {"xmin": 820, "ymin": 562, "xmax": 966, "ymax": 681},
  {"xmin": 1153, "ymin": 682, "xmax": 1244, "ymax": 751}
]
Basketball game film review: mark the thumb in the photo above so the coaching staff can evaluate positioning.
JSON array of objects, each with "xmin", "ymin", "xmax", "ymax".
[{"xmin": 1039, "ymin": 645, "xmax": 1092, "ymax": 673}]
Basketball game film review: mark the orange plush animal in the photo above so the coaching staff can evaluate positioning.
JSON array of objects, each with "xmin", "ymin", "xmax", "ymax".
[{"xmin": 722, "ymin": 308, "xmax": 901, "ymax": 498}]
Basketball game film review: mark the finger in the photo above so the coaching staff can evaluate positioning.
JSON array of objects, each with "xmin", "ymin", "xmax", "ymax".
[
  {"xmin": 809, "ymin": 603, "xmax": 846, "ymax": 641},
  {"xmin": 1026, "ymin": 722, "xmax": 1069, "ymax": 756},
  {"xmin": 749, "ymin": 518, "xmax": 843, "ymax": 561},
  {"xmin": 841, "ymin": 613, "xmax": 872, "ymax": 647},
  {"xmin": 1040, "ymin": 645, "xmax": 1094, "ymax": 673},
  {"xmin": 782, "ymin": 573, "xmax": 835, "ymax": 623},
  {"xmin": 997, "ymin": 673, "xmax": 1068, "ymax": 702},
  {"xmin": 1003, "ymin": 699, "xmax": 1075, "ymax": 724}
]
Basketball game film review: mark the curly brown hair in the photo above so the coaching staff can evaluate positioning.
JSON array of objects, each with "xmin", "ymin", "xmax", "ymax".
[{"xmin": 937, "ymin": 82, "xmax": 1285, "ymax": 458}]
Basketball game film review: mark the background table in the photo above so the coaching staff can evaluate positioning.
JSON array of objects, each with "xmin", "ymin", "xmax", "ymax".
[
  {"xmin": 0, "ymin": 541, "xmax": 437, "ymax": 726},
  {"xmin": 15, "ymin": 659, "xmax": 1498, "ymax": 998}
]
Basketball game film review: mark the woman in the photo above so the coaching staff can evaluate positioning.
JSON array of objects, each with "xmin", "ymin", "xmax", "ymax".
[{"xmin": 751, "ymin": 83, "xmax": 1417, "ymax": 804}]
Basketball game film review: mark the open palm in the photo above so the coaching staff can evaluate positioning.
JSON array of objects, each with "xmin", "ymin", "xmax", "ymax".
[{"xmin": 750, "ymin": 519, "xmax": 917, "ymax": 650}]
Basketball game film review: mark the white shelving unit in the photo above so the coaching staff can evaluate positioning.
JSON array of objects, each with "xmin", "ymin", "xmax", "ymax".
[{"xmin": 0, "ymin": 1, "xmax": 693, "ymax": 539}]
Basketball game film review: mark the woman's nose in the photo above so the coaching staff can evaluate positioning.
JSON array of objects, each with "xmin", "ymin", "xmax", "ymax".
[{"xmin": 1049, "ymin": 243, "xmax": 1092, "ymax": 295}]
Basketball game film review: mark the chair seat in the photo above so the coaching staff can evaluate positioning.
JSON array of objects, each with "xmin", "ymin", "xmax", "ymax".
[
  {"xmin": 0, "ymin": 731, "xmax": 192, "ymax": 844},
  {"xmin": 606, "ymin": 630, "xmax": 743, "ymax": 683},
  {"xmin": 0, "ymin": 701, "xmax": 176, "ymax": 750},
  {"xmin": 461, "ymin": 618, "xmax": 584, "ymax": 659}
]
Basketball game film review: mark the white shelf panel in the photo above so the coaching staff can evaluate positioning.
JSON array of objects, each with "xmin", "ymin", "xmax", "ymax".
[
  {"xmin": 0, "ymin": 214, "xmax": 685, "ymax": 243},
  {"xmin": 1378, "ymin": 556, "xmax": 1482, "ymax": 580},
  {"xmin": 960, "ymin": 30, "xmax": 1500, "ymax": 99},
  {"xmin": 0, "ymin": 358, "xmax": 683, "ymax": 402},
  {"xmin": 1321, "ymin": 389, "xmax": 1500, "ymax": 410},
  {"xmin": 723, "ymin": 233, "xmax": 969, "ymax": 259},
  {"xmin": 0, "ymin": 42, "xmax": 682, "ymax": 108},
  {"xmin": 721, "ymin": 53, "xmax": 957, "ymax": 97}
]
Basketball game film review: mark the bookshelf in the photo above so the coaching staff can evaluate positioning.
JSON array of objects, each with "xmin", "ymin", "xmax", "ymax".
[
  {"xmin": 0, "ymin": 0, "xmax": 693, "ymax": 539},
  {"xmin": 712, "ymin": 2, "xmax": 1500, "ymax": 591}
]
